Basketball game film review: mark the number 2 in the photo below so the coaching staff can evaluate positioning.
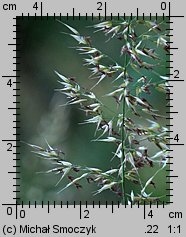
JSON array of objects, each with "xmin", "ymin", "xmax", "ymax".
[
  {"xmin": 7, "ymin": 143, "xmax": 13, "ymax": 151},
  {"xmin": 146, "ymin": 225, "xmax": 158, "ymax": 234},
  {"xmin": 97, "ymin": 2, "xmax": 102, "ymax": 10},
  {"xmin": 174, "ymin": 70, "xmax": 179, "ymax": 79},
  {"xmin": 84, "ymin": 209, "xmax": 89, "ymax": 218}
]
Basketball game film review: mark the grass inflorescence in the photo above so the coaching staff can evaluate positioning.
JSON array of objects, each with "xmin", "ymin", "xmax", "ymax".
[{"xmin": 27, "ymin": 17, "xmax": 170, "ymax": 204}]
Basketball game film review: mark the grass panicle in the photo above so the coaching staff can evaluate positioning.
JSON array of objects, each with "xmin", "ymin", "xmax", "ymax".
[{"xmin": 27, "ymin": 17, "xmax": 169, "ymax": 204}]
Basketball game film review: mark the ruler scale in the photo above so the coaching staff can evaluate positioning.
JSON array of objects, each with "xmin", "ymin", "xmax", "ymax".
[{"xmin": 0, "ymin": 0, "xmax": 185, "ymax": 236}]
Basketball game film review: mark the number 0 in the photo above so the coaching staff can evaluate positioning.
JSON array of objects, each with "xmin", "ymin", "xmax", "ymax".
[
  {"xmin": 20, "ymin": 210, "xmax": 26, "ymax": 218},
  {"xmin": 7, "ymin": 207, "xmax": 13, "ymax": 215},
  {"xmin": 161, "ymin": 2, "xmax": 167, "ymax": 10}
]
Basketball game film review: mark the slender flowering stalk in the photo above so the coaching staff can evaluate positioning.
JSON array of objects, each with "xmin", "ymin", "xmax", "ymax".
[
  {"xmin": 121, "ymin": 19, "xmax": 131, "ymax": 203},
  {"xmin": 27, "ymin": 17, "xmax": 170, "ymax": 204}
]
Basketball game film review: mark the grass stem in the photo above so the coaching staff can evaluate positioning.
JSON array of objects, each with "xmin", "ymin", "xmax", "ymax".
[{"xmin": 121, "ymin": 19, "xmax": 131, "ymax": 204}]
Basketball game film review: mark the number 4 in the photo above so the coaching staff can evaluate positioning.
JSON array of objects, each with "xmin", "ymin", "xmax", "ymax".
[
  {"xmin": 148, "ymin": 210, "xmax": 153, "ymax": 218},
  {"xmin": 33, "ymin": 2, "xmax": 38, "ymax": 10},
  {"xmin": 174, "ymin": 134, "xmax": 179, "ymax": 142},
  {"xmin": 7, "ymin": 79, "xmax": 12, "ymax": 87}
]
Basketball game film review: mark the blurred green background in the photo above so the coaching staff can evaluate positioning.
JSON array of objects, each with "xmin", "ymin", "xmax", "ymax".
[{"xmin": 19, "ymin": 17, "xmax": 169, "ymax": 204}]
